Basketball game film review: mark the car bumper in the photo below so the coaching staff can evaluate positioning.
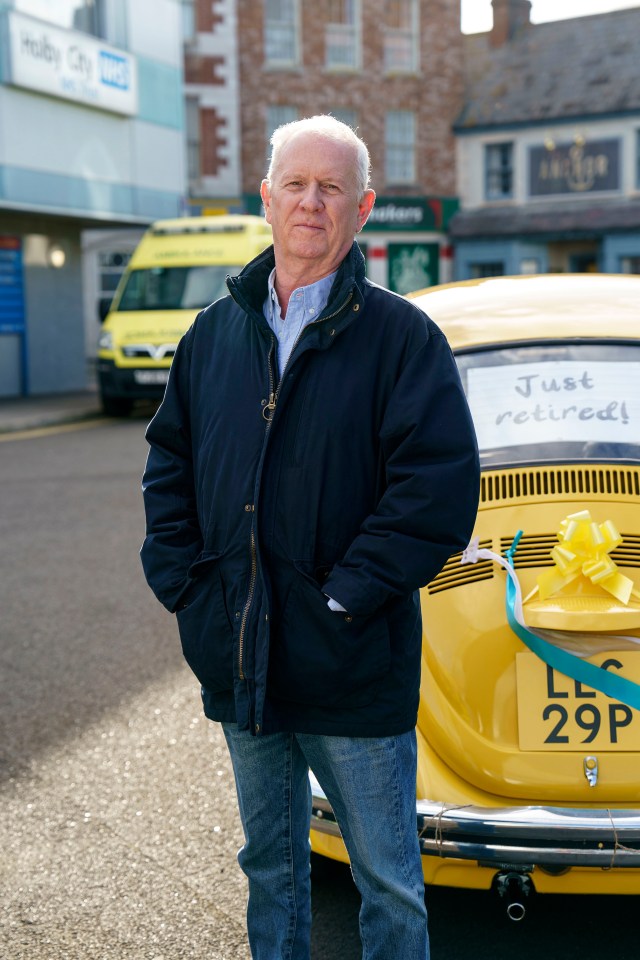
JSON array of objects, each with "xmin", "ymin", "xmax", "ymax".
[
  {"xmin": 309, "ymin": 774, "xmax": 640, "ymax": 869},
  {"xmin": 97, "ymin": 359, "xmax": 169, "ymax": 400}
]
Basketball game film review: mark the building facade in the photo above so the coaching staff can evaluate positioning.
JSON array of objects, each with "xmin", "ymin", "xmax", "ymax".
[
  {"xmin": 451, "ymin": 0, "xmax": 640, "ymax": 280},
  {"xmin": 0, "ymin": 0, "xmax": 185, "ymax": 397},
  {"xmin": 182, "ymin": 0, "xmax": 464, "ymax": 293},
  {"xmin": 182, "ymin": 0, "xmax": 242, "ymax": 211}
]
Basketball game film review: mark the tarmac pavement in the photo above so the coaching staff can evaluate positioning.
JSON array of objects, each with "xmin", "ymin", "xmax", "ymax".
[
  {"xmin": 0, "ymin": 404, "xmax": 253, "ymax": 959},
  {"xmin": 0, "ymin": 389, "xmax": 104, "ymax": 435},
  {"xmin": 1, "ymin": 670, "xmax": 252, "ymax": 960}
]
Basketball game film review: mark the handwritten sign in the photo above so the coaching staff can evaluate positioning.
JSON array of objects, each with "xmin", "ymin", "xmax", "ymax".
[{"xmin": 467, "ymin": 361, "xmax": 639, "ymax": 451}]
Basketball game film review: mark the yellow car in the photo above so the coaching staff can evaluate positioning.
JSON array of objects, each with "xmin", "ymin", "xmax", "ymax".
[{"xmin": 309, "ymin": 274, "xmax": 640, "ymax": 917}]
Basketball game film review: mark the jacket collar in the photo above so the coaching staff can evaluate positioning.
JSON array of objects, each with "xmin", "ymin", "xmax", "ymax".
[{"xmin": 227, "ymin": 241, "xmax": 366, "ymax": 327}]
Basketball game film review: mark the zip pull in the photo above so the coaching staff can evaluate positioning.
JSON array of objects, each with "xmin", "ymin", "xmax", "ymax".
[{"xmin": 262, "ymin": 393, "xmax": 276, "ymax": 421}]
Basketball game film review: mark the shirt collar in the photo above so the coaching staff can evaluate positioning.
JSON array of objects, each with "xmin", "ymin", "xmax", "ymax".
[{"xmin": 266, "ymin": 267, "xmax": 338, "ymax": 321}]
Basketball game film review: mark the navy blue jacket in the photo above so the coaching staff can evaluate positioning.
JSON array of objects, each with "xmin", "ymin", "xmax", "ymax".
[{"xmin": 141, "ymin": 242, "xmax": 479, "ymax": 737}]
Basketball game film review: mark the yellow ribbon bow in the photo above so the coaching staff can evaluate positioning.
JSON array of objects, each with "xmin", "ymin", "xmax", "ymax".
[{"xmin": 536, "ymin": 510, "xmax": 640, "ymax": 605}]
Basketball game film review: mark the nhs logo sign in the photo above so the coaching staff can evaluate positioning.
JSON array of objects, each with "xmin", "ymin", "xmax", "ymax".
[
  {"xmin": 99, "ymin": 50, "xmax": 130, "ymax": 90},
  {"xmin": 8, "ymin": 11, "xmax": 137, "ymax": 115}
]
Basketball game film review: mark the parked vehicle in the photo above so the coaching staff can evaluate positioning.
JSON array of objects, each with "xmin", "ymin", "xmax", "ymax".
[
  {"xmin": 309, "ymin": 273, "xmax": 640, "ymax": 916},
  {"xmin": 97, "ymin": 215, "xmax": 272, "ymax": 416}
]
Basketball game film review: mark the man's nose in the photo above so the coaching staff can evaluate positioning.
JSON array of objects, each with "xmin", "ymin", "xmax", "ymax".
[{"xmin": 299, "ymin": 183, "xmax": 323, "ymax": 210}]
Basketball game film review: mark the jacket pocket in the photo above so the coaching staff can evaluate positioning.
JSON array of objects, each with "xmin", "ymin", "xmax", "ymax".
[
  {"xmin": 176, "ymin": 550, "xmax": 234, "ymax": 693},
  {"xmin": 268, "ymin": 559, "xmax": 391, "ymax": 708}
]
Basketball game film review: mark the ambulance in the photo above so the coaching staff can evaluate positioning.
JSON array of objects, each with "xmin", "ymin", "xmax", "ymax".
[{"xmin": 97, "ymin": 215, "xmax": 272, "ymax": 415}]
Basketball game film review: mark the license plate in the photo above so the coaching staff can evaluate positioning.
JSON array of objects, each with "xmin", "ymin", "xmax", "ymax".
[
  {"xmin": 516, "ymin": 650, "xmax": 640, "ymax": 751},
  {"xmin": 133, "ymin": 370, "xmax": 169, "ymax": 385}
]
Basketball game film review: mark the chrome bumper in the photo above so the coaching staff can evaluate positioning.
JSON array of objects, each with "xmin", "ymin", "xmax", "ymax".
[{"xmin": 309, "ymin": 774, "xmax": 640, "ymax": 869}]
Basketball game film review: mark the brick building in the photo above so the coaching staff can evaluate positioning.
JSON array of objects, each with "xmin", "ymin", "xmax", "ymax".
[
  {"xmin": 183, "ymin": 0, "xmax": 464, "ymax": 291},
  {"xmin": 183, "ymin": 0, "xmax": 242, "ymax": 208}
]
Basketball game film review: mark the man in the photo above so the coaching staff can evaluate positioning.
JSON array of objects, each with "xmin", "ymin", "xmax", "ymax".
[{"xmin": 141, "ymin": 115, "xmax": 479, "ymax": 960}]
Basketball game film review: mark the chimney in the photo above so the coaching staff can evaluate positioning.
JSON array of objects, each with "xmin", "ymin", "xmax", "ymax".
[{"xmin": 490, "ymin": 0, "xmax": 532, "ymax": 47}]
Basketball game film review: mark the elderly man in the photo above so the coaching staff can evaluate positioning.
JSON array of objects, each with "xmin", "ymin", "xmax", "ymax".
[{"xmin": 141, "ymin": 115, "xmax": 479, "ymax": 960}]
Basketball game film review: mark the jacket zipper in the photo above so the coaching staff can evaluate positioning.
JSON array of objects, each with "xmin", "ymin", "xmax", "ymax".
[
  {"xmin": 262, "ymin": 291, "xmax": 354, "ymax": 423},
  {"xmin": 262, "ymin": 337, "xmax": 277, "ymax": 422}
]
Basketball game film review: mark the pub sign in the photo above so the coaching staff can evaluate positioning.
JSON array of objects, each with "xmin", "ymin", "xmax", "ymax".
[{"xmin": 529, "ymin": 139, "xmax": 620, "ymax": 197}]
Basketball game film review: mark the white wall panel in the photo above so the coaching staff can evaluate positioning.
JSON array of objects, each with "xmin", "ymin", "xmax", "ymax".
[{"xmin": 0, "ymin": 89, "xmax": 132, "ymax": 181}]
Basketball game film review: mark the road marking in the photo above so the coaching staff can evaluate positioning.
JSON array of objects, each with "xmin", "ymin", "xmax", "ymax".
[{"xmin": 0, "ymin": 417, "xmax": 112, "ymax": 442}]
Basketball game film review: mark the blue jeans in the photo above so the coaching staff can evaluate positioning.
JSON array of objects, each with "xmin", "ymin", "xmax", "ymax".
[{"xmin": 222, "ymin": 724, "xmax": 429, "ymax": 960}]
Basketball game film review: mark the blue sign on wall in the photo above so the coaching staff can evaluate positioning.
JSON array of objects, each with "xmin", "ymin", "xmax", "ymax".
[{"xmin": 0, "ymin": 236, "xmax": 25, "ymax": 333}]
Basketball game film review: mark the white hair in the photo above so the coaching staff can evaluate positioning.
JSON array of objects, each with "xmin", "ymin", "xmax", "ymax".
[{"xmin": 266, "ymin": 115, "xmax": 371, "ymax": 199}]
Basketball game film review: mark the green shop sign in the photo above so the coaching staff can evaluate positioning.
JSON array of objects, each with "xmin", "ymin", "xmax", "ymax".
[{"xmin": 363, "ymin": 197, "xmax": 458, "ymax": 233}]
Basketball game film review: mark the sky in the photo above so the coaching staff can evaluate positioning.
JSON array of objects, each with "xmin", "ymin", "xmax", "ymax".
[{"xmin": 461, "ymin": 0, "xmax": 640, "ymax": 33}]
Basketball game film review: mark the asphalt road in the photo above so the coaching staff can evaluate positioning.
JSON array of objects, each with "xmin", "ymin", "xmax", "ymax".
[{"xmin": 1, "ymin": 415, "xmax": 638, "ymax": 959}]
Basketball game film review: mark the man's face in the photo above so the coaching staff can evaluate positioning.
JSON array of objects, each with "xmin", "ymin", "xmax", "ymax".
[{"xmin": 260, "ymin": 133, "xmax": 375, "ymax": 279}]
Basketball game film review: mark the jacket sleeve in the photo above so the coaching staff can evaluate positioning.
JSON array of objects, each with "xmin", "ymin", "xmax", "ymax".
[
  {"xmin": 140, "ymin": 328, "xmax": 203, "ymax": 613},
  {"xmin": 323, "ymin": 329, "xmax": 479, "ymax": 617}
]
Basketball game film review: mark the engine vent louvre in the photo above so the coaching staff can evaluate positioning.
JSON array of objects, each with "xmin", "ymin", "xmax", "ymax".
[
  {"xmin": 428, "ymin": 534, "xmax": 640, "ymax": 593},
  {"xmin": 499, "ymin": 534, "xmax": 557, "ymax": 568},
  {"xmin": 481, "ymin": 467, "xmax": 640, "ymax": 505},
  {"xmin": 427, "ymin": 539, "xmax": 494, "ymax": 594},
  {"xmin": 500, "ymin": 533, "xmax": 640, "ymax": 569}
]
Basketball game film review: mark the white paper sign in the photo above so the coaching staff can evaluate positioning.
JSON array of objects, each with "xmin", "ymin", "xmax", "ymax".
[
  {"xmin": 8, "ymin": 12, "xmax": 137, "ymax": 116},
  {"xmin": 467, "ymin": 361, "xmax": 640, "ymax": 451}
]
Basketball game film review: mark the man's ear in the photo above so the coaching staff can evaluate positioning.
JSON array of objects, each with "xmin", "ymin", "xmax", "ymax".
[
  {"xmin": 356, "ymin": 189, "xmax": 376, "ymax": 232},
  {"xmin": 260, "ymin": 180, "xmax": 272, "ymax": 222}
]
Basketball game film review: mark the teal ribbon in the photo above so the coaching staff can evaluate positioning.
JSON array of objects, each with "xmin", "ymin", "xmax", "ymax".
[{"xmin": 505, "ymin": 532, "xmax": 640, "ymax": 712}]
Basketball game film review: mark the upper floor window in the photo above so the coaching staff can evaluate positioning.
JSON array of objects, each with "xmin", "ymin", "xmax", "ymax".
[
  {"xmin": 265, "ymin": 0, "xmax": 299, "ymax": 66},
  {"xmin": 16, "ymin": 0, "xmax": 127, "ymax": 45},
  {"xmin": 180, "ymin": 0, "xmax": 196, "ymax": 42},
  {"xmin": 330, "ymin": 108, "xmax": 358, "ymax": 130},
  {"xmin": 265, "ymin": 105, "xmax": 298, "ymax": 170},
  {"xmin": 326, "ymin": 0, "xmax": 360, "ymax": 70},
  {"xmin": 17, "ymin": 0, "xmax": 105, "ymax": 36},
  {"xmin": 383, "ymin": 0, "xmax": 418, "ymax": 73},
  {"xmin": 485, "ymin": 142, "xmax": 514, "ymax": 200},
  {"xmin": 385, "ymin": 110, "xmax": 416, "ymax": 185}
]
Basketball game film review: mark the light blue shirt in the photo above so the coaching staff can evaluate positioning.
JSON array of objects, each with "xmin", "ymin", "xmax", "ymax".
[{"xmin": 263, "ymin": 268, "xmax": 337, "ymax": 378}]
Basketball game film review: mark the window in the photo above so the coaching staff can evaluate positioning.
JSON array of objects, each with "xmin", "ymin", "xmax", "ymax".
[
  {"xmin": 16, "ymin": 0, "xmax": 127, "ymax": 45},
  {"xmin": 330, "ymin": 108, "xmax": 357, "ymax": 130},
  {"xmin": 17, "ymin": 0, "xmax": 104, "ymax": 36},
  {"xmin": 383, "ymin": 0, "xmax": 418, "ymax": 73},
  {"xmin": 98, "ymin": 249, "xmax": 131, "ymax": 298},
  {"xmin": 470, "ymin": 262, "xmax": 505, "ymax": 279},
  {"xmin": 485, "ymin": 143, "xmax": 514, "ymax": 200},
  {"xmin": 265, "ymin": 0, "xmax": 299, "ymax": 65},
  {"xmin": 117, "ymin": 266, "xmax": 239, "ymax": 312},
  {"xmin": 180, "ymin": 0, "xmax": 196, "ymax": 41},
  {"xmin": 621, "ymin": 257, "xmax": 640, "ymax": 275},
  {"xmin": 186, "ymin": 97, "xmax": 201, "ymax": 182},
  {"xmin": 266, "ymin": 105, "xmax": 298, "ymax": 169},
  {"xmin": 326, "ymin": 0, "xmax": 360, "ymax": 69},
  {"xmin": 456, "ymin": 343, "xmax": 640, "ymax": 469},
  {"xmin": 385, "ymin": 111, "xmax": 416, "ymax": 184}
]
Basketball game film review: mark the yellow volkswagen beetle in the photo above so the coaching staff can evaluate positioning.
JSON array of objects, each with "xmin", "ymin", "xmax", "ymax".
[{"xmin": 309, "ymin": 274, "xmax": 640, "ymax": 917}]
